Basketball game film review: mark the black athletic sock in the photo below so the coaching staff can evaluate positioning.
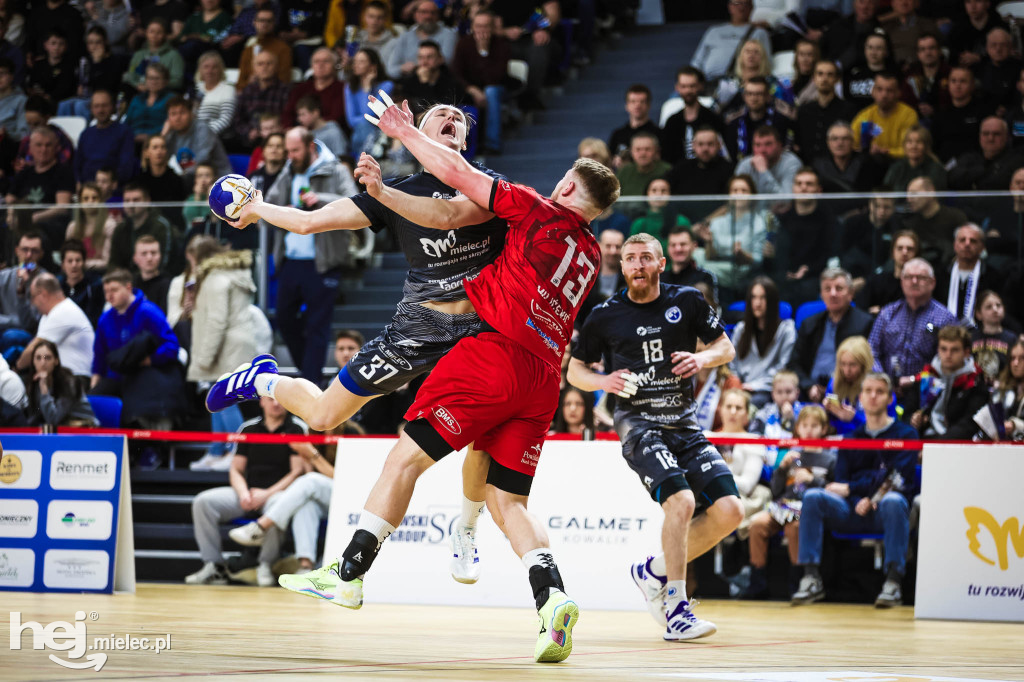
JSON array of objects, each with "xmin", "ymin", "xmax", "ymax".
[
  {"xmin": 339, "ymin": 530, "xmax": 381, "ymax": 581},
  {"xmin": 805, "ymin": 564, "xmax": 821, "ymax": 581}
]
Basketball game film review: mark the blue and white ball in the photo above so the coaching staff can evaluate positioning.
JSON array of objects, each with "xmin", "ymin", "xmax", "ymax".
[{"xmin": 208, "ymin": 174, "xmax": 255, "ymax": 221}]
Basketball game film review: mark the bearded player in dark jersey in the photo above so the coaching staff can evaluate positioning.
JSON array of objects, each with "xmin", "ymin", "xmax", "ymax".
[
  {"xmin": 206, "ymin": 106, "xmax": 507, "ymax": 584},
  {"xmin": 274, "ymin": 94, "xmax": 618, "ymax": 663},
  {"xmin": 568, "ymin": 233, "xmax": 744, "ymax": 642}
]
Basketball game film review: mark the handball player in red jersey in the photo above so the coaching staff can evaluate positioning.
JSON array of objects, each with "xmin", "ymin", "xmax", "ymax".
[{"xmin": 278, "ymin": 92, "xmax": 621, "ymax": 663}]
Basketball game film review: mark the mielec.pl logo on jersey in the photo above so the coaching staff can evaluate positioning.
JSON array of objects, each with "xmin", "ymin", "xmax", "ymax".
[{"xmin": 9, "ymin": 611, "xmax": 173, "ymax": 671}]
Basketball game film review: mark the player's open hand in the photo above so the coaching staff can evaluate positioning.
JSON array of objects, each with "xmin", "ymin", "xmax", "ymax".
[
  {"xmin": 601, "ymin": 369, "xmax": 639, "ymax": 399},
  {"xmin": 227, "ymin": 189, "xmax": 263, "ymax": 230},
  {"xmin": 354, "ymin": 152, "xmax": 384, "ymax": 197},
  {"xmin": 670, "ymin": 351, "xmax": 704, "ymax": 378},
  {"xmin": 365, "ymin": 90, "xmax": 415, "ymax": 138}
]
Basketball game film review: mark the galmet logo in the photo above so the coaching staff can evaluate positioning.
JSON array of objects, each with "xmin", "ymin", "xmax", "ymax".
[{"xmin": 964, "ymin": 507, "xmax": 1024, "ymax": 571}]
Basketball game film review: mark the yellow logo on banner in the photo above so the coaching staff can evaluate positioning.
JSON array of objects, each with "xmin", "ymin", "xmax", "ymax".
[
  {"xmin": 0, "ymin": 453, "xmax": 22, "ymax": 484},
  {"xmin": 964, "ymin": 507, "xmax": 1024, "ymax": 570}
]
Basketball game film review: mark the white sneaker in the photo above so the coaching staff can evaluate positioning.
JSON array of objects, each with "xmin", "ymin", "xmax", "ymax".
[
  {"xmin": 185, "ymin": 562, "xmax": 228, "ymax": 585},
  {"xmin": 664, "ymin": 600, "xmax": 717, "ymax": 641},
  {"xmin": 209, "ymin": 453, "xmax": 235, "ymax": 471},
  {"xmin": 189, "ymin": 453, "xmax": 220, "ymax": 471},
  {"xmin": 257, "ymin": 562, "xmax": 275, "ymax": 587},
  {"xmin": 190, "ymin": 452, "xmax": 235, "ymax": 471},
  {"xmin": 630, "ymin": 556, "xmax": 668, "ymax": 626},
  {"xmin": 229, "ymin": 521, "xmax": 266, "ymax": 546},
  {"xmin": 450, "ymin": 526, "xmax": 480, "ymax": 584}
]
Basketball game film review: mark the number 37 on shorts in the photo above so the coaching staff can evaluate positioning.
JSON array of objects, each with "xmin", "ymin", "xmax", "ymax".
[{"xmin": 359, "ymin": 355, "xmax": 399, "ymax": 384}]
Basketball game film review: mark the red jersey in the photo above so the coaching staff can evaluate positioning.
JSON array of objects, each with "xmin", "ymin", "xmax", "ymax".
[{"xmin": 464, "ymin": 178, "xmax": 600, "ymax": 370}]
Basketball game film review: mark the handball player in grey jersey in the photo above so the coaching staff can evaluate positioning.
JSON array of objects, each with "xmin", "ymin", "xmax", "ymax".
[
  {"xmin": 568, "ymin": 233, "xmax": 744, "ymax": 641},
  {"xmin": 208, "ymin": 107, "xmax": 509, "ymax": 583}
]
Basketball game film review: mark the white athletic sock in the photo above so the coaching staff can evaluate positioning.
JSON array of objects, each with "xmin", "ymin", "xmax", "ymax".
[
  {"xmin": 650, "ymin": 554, "xmax": 667, "ymax": 578},
  {"xmin": 357, "ymin": 510, "xmax": 396, "ymax": 546},
  {"xmin": 460, "ymin": 496, "xmax": 485, "ymax": 531},
  {"xmin": 522, "ymin": 547, "xmax": 557, "ymax": 571},
  {"xmin": 666, "ymin": 579, "xmax": 688, "ymax": 616},
  {"xmin": 254, "ymin": 373, "xmax": 279, "ymax": 398}
]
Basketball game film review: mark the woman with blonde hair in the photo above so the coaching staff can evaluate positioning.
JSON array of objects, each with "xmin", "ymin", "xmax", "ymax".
[
  {"xmin": 882, "ymin": 124, "xmax": 947, "ymax": 192},
  {"xmin": 787, "ymin": 39, "xmax": 819, "ymax": 106},
  {"xmin": 823, "ymin": 335, "xmax": 896, "ymax": 435},
  {"xmin": 194, "ymin": 50, "xmax": 236, "ymax": 135},
  {"xmin": 184, "ymin": 236, "xmax": 261, "ymax": 470},
  {"xmin": 65, "ymin": 182, "xmax": 116, "ymax": 270},
  {"xmin": 717, "ymin": 39, "xmax": 793, "ymax": 109},
  {"xmin": 578, "ymin": 137, "xmax": 612, "ymax": 168},
  {"xmin": 714, "ymin": 388, "xmax": 771, "ymax": 535}
]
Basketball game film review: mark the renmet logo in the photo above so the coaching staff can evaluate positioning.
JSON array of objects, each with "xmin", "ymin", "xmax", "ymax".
[{"xmin": 964, "ymin": 507, "xmax": 1024, "ymax": 570}]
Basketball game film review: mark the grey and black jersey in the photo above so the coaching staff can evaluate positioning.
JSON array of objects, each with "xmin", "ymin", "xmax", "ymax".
[
  {"xmin": 350, "ymin": 163, "xmax": 508, "ymax": 305},
  {"xmin": 572, "ymin": 283, "xmax": 727, "ymax": 440}
]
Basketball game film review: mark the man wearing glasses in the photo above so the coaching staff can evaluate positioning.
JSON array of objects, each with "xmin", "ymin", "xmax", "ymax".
[
  {"xmin": 868, "ymin": 257, "xmax": 958, "ymax": 385},
  {"xmin": 690, "ymin": 0, "xmax": 772, "ymax": 84},
  {"xmin": 0, "ymin": 232, "xmax": 46, "ymax": 362}
]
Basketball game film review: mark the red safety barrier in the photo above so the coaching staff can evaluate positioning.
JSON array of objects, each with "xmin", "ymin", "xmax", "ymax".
[{"xmin": 2, "ymin": 426, "xmax": 1022, "ymax": 449}]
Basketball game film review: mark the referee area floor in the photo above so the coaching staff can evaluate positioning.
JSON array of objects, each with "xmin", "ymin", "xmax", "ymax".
[{"xmin": 4, "ymin": 584, "xmax": 1021, "ymax": 681}]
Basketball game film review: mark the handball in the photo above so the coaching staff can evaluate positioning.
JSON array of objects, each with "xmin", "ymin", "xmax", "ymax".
[{"xmin": 208, "ymin": 174, "xmax": 255, "ymax": 221}]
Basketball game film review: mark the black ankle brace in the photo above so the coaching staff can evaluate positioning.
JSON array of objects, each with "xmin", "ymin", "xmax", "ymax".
[
  {"xmin": 528, "ymin": 564, "xmax": 565, "ymax": 611},
  {"xmin": 339, "ymin": 530, "xmax": 381, "ymax": 581}
]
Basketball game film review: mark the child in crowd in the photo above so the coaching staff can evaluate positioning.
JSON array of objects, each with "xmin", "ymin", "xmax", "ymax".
[
  {"xmin": 970, "ymin": 290, "xmax": 1019, "ymax": 384},
  {"xmin": 744, "ymin": 405, "xmax": 836, "ymax": 598},
  {"xmin": 748, "ymin": 370, "xmax": 805, "ymax": 466},
  {"xmin": 715, "ymin": 388, "xmax": 771, "ymax": 536}
]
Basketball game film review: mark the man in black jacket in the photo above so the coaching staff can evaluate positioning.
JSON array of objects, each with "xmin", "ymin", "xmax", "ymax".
[{"xmin": 788, "ymin": 267, "xmax": 874, "ymax": 400}]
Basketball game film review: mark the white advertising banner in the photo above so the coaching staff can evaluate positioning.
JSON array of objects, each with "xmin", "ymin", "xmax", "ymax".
[
  {"xmin": 325, "ymin": 439, "xmax": 665, "ymax": 610},
  {"xmin": 916, "ymin": 444, "xmax": 1024, "ymax": 622}
]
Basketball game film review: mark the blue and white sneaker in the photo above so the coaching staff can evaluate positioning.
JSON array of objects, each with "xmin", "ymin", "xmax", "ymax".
[
  {"xmin": 205, "ymin": 354, "xmax": 278, "ymax": 413},
  {"xmin": 450, "ymin": 526, "xmax": 480, "ymax": 584},
  {"xmin": 664, "ymin": 600, "xmax": 716, "ymax": 641},
  {"xmin": 631, "ymin": 556, "xmax": 668, "ymax": 626}
]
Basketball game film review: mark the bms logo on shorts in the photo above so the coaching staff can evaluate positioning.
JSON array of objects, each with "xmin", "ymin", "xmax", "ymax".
[
  {"xmin": 665, "ymin": 306, "xmax": 682, "ymax": 324},
  {"xmin": 433, "ymin": 406, "xmax": 462, "ymax": 435}
]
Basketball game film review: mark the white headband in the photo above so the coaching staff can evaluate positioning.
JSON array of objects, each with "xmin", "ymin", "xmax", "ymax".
[{"xmin": 418, "ymin": 105, "xmax": 464, "ymax": 130}]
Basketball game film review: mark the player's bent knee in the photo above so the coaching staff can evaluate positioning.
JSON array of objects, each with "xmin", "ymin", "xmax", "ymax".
[
  {"xmin": 662, "ymin": 489, "xmax": 696, "ymax": 522},
  {"xmin": 712, "ymin": 495, "xmax": 745, "ymax": 530}
]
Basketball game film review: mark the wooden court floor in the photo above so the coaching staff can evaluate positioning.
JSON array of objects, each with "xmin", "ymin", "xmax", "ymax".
[{"xmin": 3, "ymin": 584, "xmax": 1021, "ymax": 681}]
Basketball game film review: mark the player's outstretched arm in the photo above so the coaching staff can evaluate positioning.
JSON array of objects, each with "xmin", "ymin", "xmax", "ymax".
[
  {"xmin": 228, "ymin": 190, "xmax": 371, "ymax": 235},
  {"xmin": 354, "ymin": 152, "xmax": 493, "ymax": 231},
  {"xmin": 367, "ymin": 94, "xmax": 495, "ymax": 211},
  {"xmin": 567, "ymin": 358, "xmax": 639, "ymax": 398}
]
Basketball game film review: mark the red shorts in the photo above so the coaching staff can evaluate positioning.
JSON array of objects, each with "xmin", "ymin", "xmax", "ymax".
[{"xmin": 404, "ymin": 332, "xmax": 561, "ymax": 477}]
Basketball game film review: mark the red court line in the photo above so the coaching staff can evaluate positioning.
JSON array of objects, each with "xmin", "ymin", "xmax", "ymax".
[{"xmin": 81, "ymin": 638, "xmax": 818, "ymax": 679}]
